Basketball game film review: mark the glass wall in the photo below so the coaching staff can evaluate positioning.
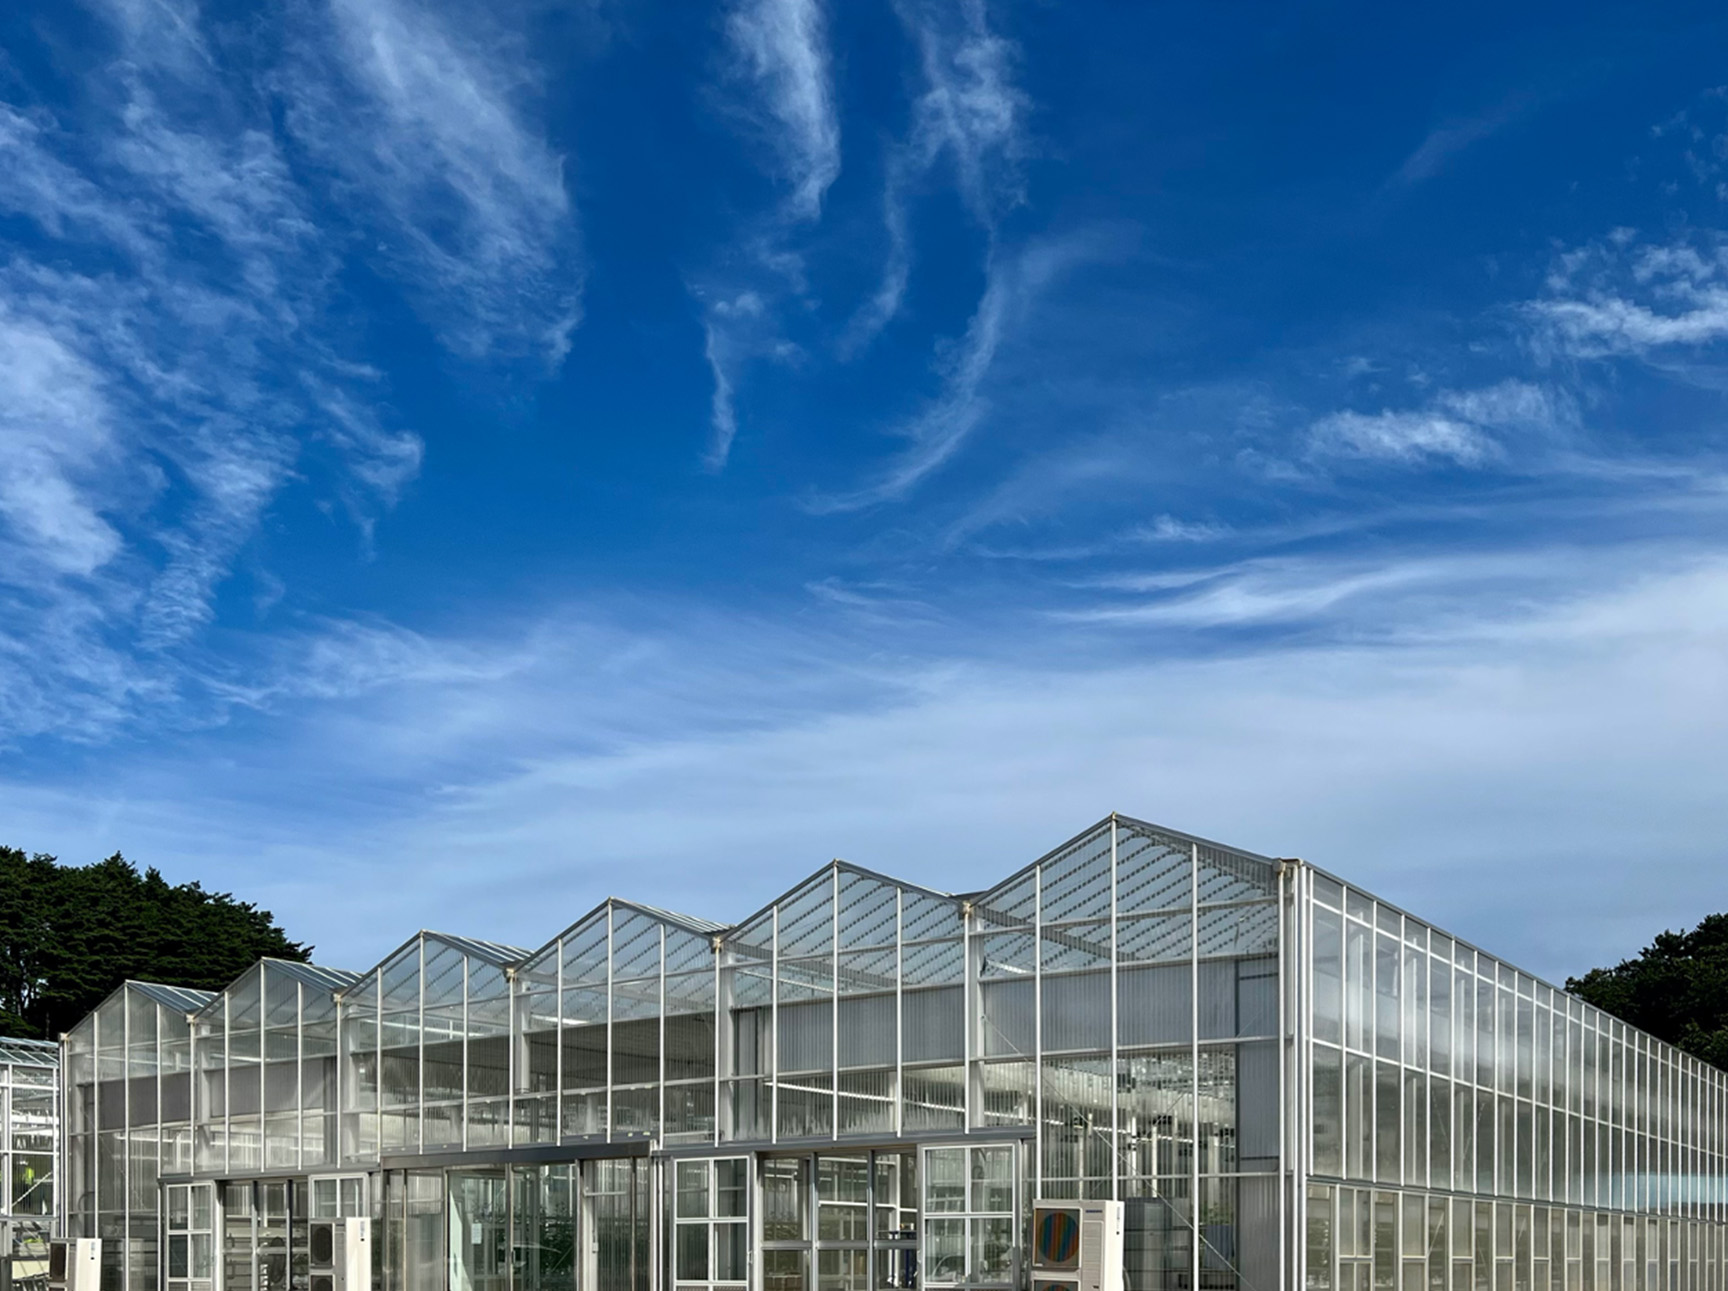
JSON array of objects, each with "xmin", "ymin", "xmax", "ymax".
[
  {"xmin": 192, "ymin": 963, "xmax": 359, "ymax": 1177},
  {"xmin": 338, "ymin": 935, "xmax": 525, "ymax": 1163},
  {"xmin": 63, "ymin": 982, "xmax": 216, "ymax": 1291},
  {"xmin": 3, "ymin": 1035, "xmax": 60, "ymax": 1291},
  {"xmin": 52, "ymin": 811, "xmax": 1728, "ymax": 1291},
  {"xmin": 2, "ymin": 1036, "xmax": 58, "ymax": 1221},
  {"xmin": 1303, "ymin": 868, "xmax": 1728, "ymax": 1289},
  {"xmin": 969, "ymin": 818, "xmax": 1286, "ymax": 1291},
  {"xmin": 509, "ymin": 904, "xmax": 721, "ymax": 1150}
]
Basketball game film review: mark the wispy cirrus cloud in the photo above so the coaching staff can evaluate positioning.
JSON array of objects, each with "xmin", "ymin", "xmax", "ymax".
[
  {"xmin": 1306, "ymin": 380, "xmax": 1570, "ymax": 469},
  {"xmin": 847, "ymin": 0, "xmax": 1028, "ymax": 350},
  {"xmin": 814, "ymin": 230, "xmax": 1120, "ymax": 512},
  {"xmin": 723, "ymin": 0, "xmax": 841, "ymax": 223},
  {"xmin": 1531, "ymin": 232, "xmax": 1728, "ymax": 358},
  {"xmin": 285, "ymin": 0, "xmax": 583, "ymax": 362},
  {"xmin": 698, "ymin": 0, "xmax": 841, "ymax": 469},
  {"xmin": 1309, "ymin": 409, "xmax": 1500, "ymax": 466},
  {"xmin": 0, "ymin": 0, "xmax": 576, "ymax": 740}
]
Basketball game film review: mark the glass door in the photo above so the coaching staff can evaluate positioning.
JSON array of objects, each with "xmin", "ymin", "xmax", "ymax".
[
  {"xmin": 586, "ymin": 1159, "xmax": 648, "ymax": 1291},
  {"xmin": 510, "ymin": 1165, "xmax": 576, "ymax": 1291},
  {"xmin": 814, "ymin": 1157, "xmax": 869, "ymax": 1291},
  {"xmin": 449, "ymin": 1172, "xmax": 509, "ymax": 1291},
  {"xmin": 759, "ymin": 1150, "xmax": 922, "ymax": 1291},
  {"xmin": 920, "ymin": 1146, "xmax": 1017, "ymax": 1290}
]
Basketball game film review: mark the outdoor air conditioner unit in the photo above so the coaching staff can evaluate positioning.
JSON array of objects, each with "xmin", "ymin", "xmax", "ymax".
[
  {"xmin": 47, "ymin": 1239, "xmax": 102, "ymax": 1291},
  {"xmin": 309, "ymin": 1218, "xmax": 371, "ymax": 1291},
  {"xmin": 1030, "ymin": 1200, "xmax": 1124, "ymax": 1291}
]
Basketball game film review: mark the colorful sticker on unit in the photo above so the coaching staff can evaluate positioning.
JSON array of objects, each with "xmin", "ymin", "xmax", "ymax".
[{"xmin": 1034, "ymin": 1208, "xmax": 1081, "ymax": 1270}]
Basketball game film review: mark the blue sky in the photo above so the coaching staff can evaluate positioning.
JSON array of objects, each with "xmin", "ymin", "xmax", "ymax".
[{"xmin": 3, "ymin": 0, "xmax": 1728, "ymax": 981}]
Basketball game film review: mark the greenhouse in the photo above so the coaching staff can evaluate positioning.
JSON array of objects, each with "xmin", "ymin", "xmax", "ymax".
[
  {"xmin": 2, "ymin": 1034, "xmax": 59, "ymax": 1291},
  {"xmin": 59, "ymin": 813, "xmax": 1728, "ymax": 1291}
]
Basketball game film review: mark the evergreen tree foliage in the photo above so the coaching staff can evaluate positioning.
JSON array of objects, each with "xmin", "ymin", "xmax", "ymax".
[
  {"xmin": 1568, "ymin": 914, "xmax": 1728, "ymax": 1072},
  {"xmin": 0, "ymin": 845, "xmax": 309, "ymax": 1040}
]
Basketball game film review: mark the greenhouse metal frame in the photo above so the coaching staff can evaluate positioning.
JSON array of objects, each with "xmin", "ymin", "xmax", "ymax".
[{"xmin": 58, "ymin": 813, "xmax": 1728, "ymax": 1291}]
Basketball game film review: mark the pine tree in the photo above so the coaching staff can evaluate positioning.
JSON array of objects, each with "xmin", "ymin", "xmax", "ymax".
[
  {"xmin": 1568, "ymin": 915, "xmax": 1728, "ymax": 1071},
  {"xmin": 0, "ymin": 845, "xmax": 309, "ymax": 1039}
]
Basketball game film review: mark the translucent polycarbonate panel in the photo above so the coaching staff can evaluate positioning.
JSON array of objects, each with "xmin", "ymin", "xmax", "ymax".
[
  {"xmin": 1195, "ymin": 843, "xmax": 1278, "ymax": 903},
  {"xmin": 973, "ymin": 871, "xmax": 1035, "ymax": 925},
  {"xmin": 469, "ymin": 962, "xmax": 512, "ymax": 1034},
  {"xmin": 611, "ymin": 908, "xmax": 664, "ymax": 981},
  {"xmin": 562, "ymin": 919, "xmax": 608, "ymax": 985},
  {"xmin": 1035, "ymin": 825, "xmax": 1115, "ymax": 923},
  {"xmin": 1197, "ymin": 902, "xmax": 1279, "ymax": 958},
  {"xmin": 561, "ymin": 982, "xmax": 608, "ymax": 1028},
  {"xmin": 263, "ymin": 964, "xmax": 300, "ymax": 1029},
  {"xmin": 1041, "ymin": 970, "xmax": 1109, "ymax": 1052},
  {"xmin": 778, "ymin": 956, "xmax": 834, "ymax": 1003},
  {"xmin": 664, "ymin": 925, "xmax": 716, "ymax": 975},
  {"xmin": 1038, "ymin": 923, "xmax": 1112, "ymax": 973},
  {"xmin": 419, "ymin": 940, "xmax": 465, "ymax": 1011},
  {"xmin": 1115, "ymin": 913, "xmax": 1191, "ymax": 964},
  {"xmin": 777, "ymin": 1073, "xmax": 833, "ymax": 1139},
  {"xmin": 378, "ymin": 942, "xmax": 420, "ymax": 1010},
  {"xmin": 899, "ymin": 939, "xmax": 963, "ymax": 987},
  {"xmin": 837, "ymin": 1068, "xmax": 895, "ymax": 1134},
  {"xmin": 1117, "ymin": 963, "xmax": 1191, "ymax": 1047},
  {"xmin": 727, "ymin": 905, "xmax": 775, "ymax": 963},
  {"xmin": 1113, "ymin": 826, "xmax": 1192, "ymax": 913},
  {"xmin": 837, "ymin": 994, "xmax": 896, "ymax": 1069},
  {"xmin": 1041, "ymin": 1056, "xmax": 1114, "ymax": 1187},
  {"xmin": 979, "ymin": 1059, "xmax": 1035, "ymax": 1127},
  {"xmin": 903, "ymin": 889, "xmax": 963, "ymax": 941},
  {"xmin": 901, "ymin": 1066, "xmax": 964, "ymax": 1132},
  {"xmin": 836, "ymin": 871, "xmax": 900, "ymax": 949},
  {"xmin": 774, "ymin": 875, "xmax": 837, "ymax": 957},
  {"xmin": 902, "ymin": 987, "xmax": 963, "ymax": 1063},
  {"xmin": 978, "ymin": 979, "xmax": 1033, "ymax": 1057},
  {"xmin": 836, "ymin": 948, "xmax": 897, "ymax": 998},
  {"xmin": 778, "ymin": 998, "xmax": 834, "ymax": 1074},
  {"xmin": 977, "ymin": 932, "xmax": 1033, "ymax": 978},
  {"xmin": 561, "ymin": 1021, "xmax": 607, "ymax": 1089}
]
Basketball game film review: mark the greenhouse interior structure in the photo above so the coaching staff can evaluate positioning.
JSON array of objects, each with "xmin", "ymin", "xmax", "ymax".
[
  {"xmin": 1, "ymin": 1034, "xmax": 58, "ymax": 1291},
  {"xmin": 54, "ymin": 813, "xmax": 1728, "ymax": 1291}
]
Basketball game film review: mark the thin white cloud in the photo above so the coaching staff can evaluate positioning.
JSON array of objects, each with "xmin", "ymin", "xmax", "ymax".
[
  {"xmin": 814, "ymin": 232, "xmax": 1105, "ymax": 512},
  {"xmin": 14, "ymin": 551, "xmax": 1728, "ymax": 982},
  {"xmin": 1393, "ymin": 94, "xmax": 1537, "ymax": 187},
  {"xmin": 0, "ymin": 306, "xmax": 123, "ymax": 578},
  {"xmin": 698, "ymin": 0, "xmax": 839, "ymax": 468},
  {"xmin": 286, "ymin": 0, "xmax": 582, "ymax": 360},
  {"xmin": 1532, "ymin": 233, "xmax": 1728, "ymax": 358},
  {"xmin": 846, "ymin": 0, "xmax": 1027, "ymax": 349},
  {"xmin": 1309, "ymin": 409, "xmax": 1499, "ymax": 466},
  {"xmin": 723, "ymin": 0, "xmax": 841, "ymax": 222},
  {"xmin": 0, "ymin": 2, "xmax": 435, "ymax": 738}
]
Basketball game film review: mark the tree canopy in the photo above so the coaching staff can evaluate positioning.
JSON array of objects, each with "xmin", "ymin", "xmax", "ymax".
[
  {"xmin": 1567, "ymin": 914, "xmax": 1728, "ymax": 1072},
  {"xmin": 0, "ymin": 846, "xmax": 309, "ymax": 1040}
]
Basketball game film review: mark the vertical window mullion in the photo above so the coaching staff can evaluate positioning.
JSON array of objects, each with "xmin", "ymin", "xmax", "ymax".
[
  {"xmin": 1189, "ymin": 841, "xmax": 1200, "ymax": 1291},
  {"xmin": 770, "ymin": 905, "xmax": 779, "ymax": 1146},
  {"xmin": 832, "ymin": 866, "xmax": 840, "ymax": 1142},
  {"xmin": 606, "ymin": 905, "xmax": 615, "ymax": 1144},
  {"xmin": 1108, "ymin": 815, "xmax": 1119, "ymax": 1201}
]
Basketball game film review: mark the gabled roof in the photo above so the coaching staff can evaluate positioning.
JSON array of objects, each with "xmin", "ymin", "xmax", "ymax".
[
  {"xmin": 265, "ymin": 959, "xmax": 361, "ymax": 991},
  {"xmin": 345, "ymin": 929, "xmax": 531, "ymax": 992},
  {"xmin": 423, "ymin": 931, "xmax": 530, "ymax": 966},
  {"xmin": 190, "ymin": 960, "xmax": 361, "ymax": 1020},
  {"xmin": 518, "ymin": 897, "xmax": 727, "ymax": 976},
  {"xmin": 623, "ymin": 901, "xmax": 728, "ymax": 935},
  {"xmin": 0, "ymin": 1035, "xmax": 58, "ymax": 1066},
  {"xmin": 721, "ymin": 858, "xmax": 962, "ymax": 958},
  {"xmin": 127, "ymin": 982, "xmax": 219, "ymax": 1014}
]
